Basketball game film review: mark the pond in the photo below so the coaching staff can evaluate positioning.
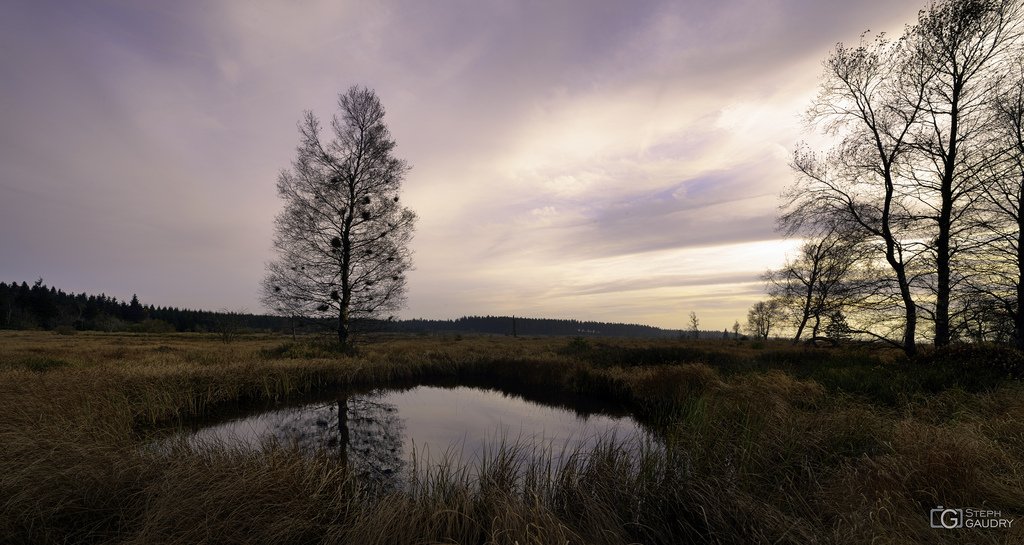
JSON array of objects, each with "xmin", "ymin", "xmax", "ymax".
[{"xmin": 174, "ymin": 384, "xmax": 651, "ymax": 490}]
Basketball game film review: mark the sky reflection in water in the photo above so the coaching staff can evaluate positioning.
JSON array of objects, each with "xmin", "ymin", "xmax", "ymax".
[{"xmin": 188, "ymin": 385, "xmax": 649, "ymax": 487}]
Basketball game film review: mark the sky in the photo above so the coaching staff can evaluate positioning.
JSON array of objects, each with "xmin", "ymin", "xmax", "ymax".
[{"xmin": 0, "ymin": 0, "xmax": 927, "ymax": 331}]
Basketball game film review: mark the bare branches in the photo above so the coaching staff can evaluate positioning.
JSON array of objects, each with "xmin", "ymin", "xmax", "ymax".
[
  {"xmin": 260, "ymin": 86, "xmax": 416, "ymax": 346},
  {"xmin": 765, "ymin": 226, "xmax": 867, "ymax": 343},
  {"xmin": 747, "ymin": 299, "xmax": 782, "ymax": 340},
  {"xmin": 782, "ymin": 33, "xmax": 923, "ymax": 355},
  {"xmin": 780, "ymin": 0, "xmax": 1024, "ymax": 354}
]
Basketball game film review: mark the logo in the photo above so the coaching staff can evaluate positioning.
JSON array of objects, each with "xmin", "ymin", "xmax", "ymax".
[
  {"xmin": 930, "ymin": 506, "xmax": 1014, "ymax": 530},
  {"xmin": 930, "ymin": 507, "xmax": 962, "ymax": 529}
]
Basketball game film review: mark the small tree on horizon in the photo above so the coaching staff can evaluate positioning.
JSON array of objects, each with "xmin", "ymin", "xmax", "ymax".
[
  {"xmin": 747, "ymin": 299, "xmax": 782, "ymax": 340},
  {"xmin": 688, "ymin": 311, "xmax": 700, "ymax": 340}
]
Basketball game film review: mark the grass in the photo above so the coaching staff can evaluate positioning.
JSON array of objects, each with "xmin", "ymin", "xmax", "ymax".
[{"xmin": 1, "ymin": 331, "xmax": 1023, "ymax": 543}]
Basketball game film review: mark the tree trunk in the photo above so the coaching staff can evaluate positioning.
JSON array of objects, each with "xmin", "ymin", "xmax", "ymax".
[
  {"xmin": 339, "ymin": 206, "xmax": 353, "ymax": 347},
  {"xmin": 883, "ymin": 187, "xmax": 917, "ymax": 357},
  {"xmin": 935, "ymin": 213, "xmax": 951, "ymax": 348},
  {"xmin": 791, "ymin": 274, "xmax": 816, "ymax": 344},
  {"xmin": 1016, "ymin": 191, "xmax": 1024, "ymax": 350},
  {"xmin": 934, "ymin": 88, "xmax": 959, "ymax": 348},
  {"xmin": 903, "ymin": 294, "xmax": 918, "ymax": 357},
  {"xmin": 338, "ymin": 305, "xmax": 349, "ymax": 346},
  {"xmin": 891, "ymin": 261, "xmax": 918, "ymax": 357},
  {"xmin": 338, "ymin": 396, "xmax": 349, "ymax": 468}
]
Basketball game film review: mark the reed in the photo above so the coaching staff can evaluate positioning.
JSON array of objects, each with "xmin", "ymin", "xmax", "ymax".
[{"xmin": 1, "ymin": 331, "xmax": 1022, "ymax": 543}]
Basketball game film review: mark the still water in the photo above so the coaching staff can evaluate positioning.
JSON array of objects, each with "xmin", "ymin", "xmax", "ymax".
[{"xmin": 181, "ymin": 384, "xmax": 649, "ymax": 488}]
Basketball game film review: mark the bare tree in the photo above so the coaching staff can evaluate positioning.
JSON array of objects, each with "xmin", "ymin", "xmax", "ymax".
[
  {"xmin": 260, "ymin": 86, "xmax": 416, "ymax": 347},
  {"xmin": 213, "ymin": 308, "xmax": 248, "ymax": 344},
  {"xmin": 970, "ymin": 55, "xmax": 1024, "ymax": 348},
  {"xmin": 747, "ymin": 299, "xmax": 782, "ymax": 340},
  {"xmin": 783, "ymin": 1, "xmax": 1024, "ymax": 353},
  {"xmin": 765, "ymin": 227, "xmax": 864, "ymax": 344},
  {"xmin": 902, "ymin": 0, "xmax": 1024, "ymax": 347},
  {"xmin": 688, "ymin": 311, "xmax": 700, "ymax": 340},
  {"xmin": 787, "ymin": 0, "xmax": 1024, "ymax": 354},
  {"xmin": 784, "ymin": 31, "xmax": 928, "ymax": 356}
]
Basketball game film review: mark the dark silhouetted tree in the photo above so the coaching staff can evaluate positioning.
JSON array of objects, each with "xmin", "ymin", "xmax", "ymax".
[
  {"xmin": 784, "ymin": 0, "xmax": 1024, "ymax": 354},
  {"xmin": 784, "ymin": 31, "xmax": 926, "ymax": 356},
  {"xmin": 765, "ymin": 227, "xmax": 865, "ymax": 344},
  {"xmin": 260, "ymin": 86, "xmax": 416, "ymax": 346},
  {"xmin": 904, "ymin": 0, "xmax": 1024, "ymax": 347},
  {"xmin": 825, "ymin": 310, "xmax": 853, "ymax": 344},
  {"xmin": 970, "ymin": 55, "xmax": 1024, "ymax": 348},
  {"xmin": 125, "ymin": 294, "xmax": 146, "ymax": 323},
  {"xmin": 747, "ymin": 299, "xmax": 782, "ymax": 340}
]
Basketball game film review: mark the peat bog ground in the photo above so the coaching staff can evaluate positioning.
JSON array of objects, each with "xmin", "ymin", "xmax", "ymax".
[{"xmin": 1, "ymin": 331, "xmax": 1023, "ymax": 544}]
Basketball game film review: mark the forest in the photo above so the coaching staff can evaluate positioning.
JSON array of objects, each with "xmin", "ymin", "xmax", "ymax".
[
  {"xmin": 0, "ymin": 279, "xmax": 283, "ymax": 333},
  {"xmin": 0, "ymin": 279, "xmax": 686, "ymax": 339}
]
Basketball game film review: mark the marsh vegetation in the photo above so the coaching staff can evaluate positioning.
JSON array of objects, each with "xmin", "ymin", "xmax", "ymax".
[{"xmin": 1, "ymin": 331, "xmax": 1023, "ymax": 544}]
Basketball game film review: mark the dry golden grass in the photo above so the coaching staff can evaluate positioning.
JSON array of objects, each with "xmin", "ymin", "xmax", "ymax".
[{"xmin": 1, "ymin": 330, "xmax": 1022, "ymax": 544}]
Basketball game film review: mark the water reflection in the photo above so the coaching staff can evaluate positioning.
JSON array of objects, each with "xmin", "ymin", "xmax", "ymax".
[{"xmin": 185, "ymin": 385, "xmax": 648, "ymax": 490}]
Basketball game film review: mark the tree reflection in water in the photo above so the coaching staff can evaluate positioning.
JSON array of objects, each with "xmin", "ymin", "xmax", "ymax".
[
  {"xmin": 193, "ymin": 392, "xmax": 407, "ymax": 491},
  {"xmin": 334, "ymin": 394, "xmax": 406, "ymax": 491}
]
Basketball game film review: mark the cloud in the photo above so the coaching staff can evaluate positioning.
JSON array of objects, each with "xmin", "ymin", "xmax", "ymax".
[{"xmin": 0, "ymin": 0, "xmax": 928, "ymax": 327}]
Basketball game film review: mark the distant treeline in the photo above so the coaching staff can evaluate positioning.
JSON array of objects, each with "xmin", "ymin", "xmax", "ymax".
[
  {"xmin": 0, "ymin": 279, "xmax": 285, "ymax": 333},
  {"xmin": 0, "ymin": 280, "xmax": 686, "ymax": 338},
  {"xmin": 391, "ymin": 316, "xmax": 684, "ymax": 338}
]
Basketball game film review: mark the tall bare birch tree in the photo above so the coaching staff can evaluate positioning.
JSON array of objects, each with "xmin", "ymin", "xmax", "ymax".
[{"xmin": 260, "ymin": 86, "xmax": 416, "ymax": 346}]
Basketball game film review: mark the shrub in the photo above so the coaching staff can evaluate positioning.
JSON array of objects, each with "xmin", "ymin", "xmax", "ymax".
[
  {"xmin": 559, "ymin": 336, "xmax": 591, "ymax": 357},
  {"xmin": 914, "ymin": 343, "xmax": 1024, "ymax": 381}
]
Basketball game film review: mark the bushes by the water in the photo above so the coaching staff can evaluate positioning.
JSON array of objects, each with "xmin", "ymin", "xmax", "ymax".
[{"xmin": 560, "ymin": 337, "xmax": 743, "ymax": 369}]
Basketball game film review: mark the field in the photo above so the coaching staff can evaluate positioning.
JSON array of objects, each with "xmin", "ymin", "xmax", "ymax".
[{"xmin": 1, "ymin": 330, "xmax": 1023, "ymax": 544}]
